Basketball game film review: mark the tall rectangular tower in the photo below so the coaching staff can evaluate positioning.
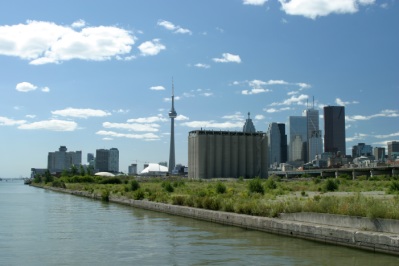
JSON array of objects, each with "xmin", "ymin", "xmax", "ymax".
[
  {"xmin": 289, "ymin": 116, "xmax": 307, "ymax": 162},
  {"xmin": 324, "ymin": 106, "xmax": 346, "ymax": 156}
]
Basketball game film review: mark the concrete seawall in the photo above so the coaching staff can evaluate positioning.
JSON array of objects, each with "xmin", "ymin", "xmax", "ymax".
[{"xmin": 38, "ymin": 186, "xmax": 399, "ymax": 256}]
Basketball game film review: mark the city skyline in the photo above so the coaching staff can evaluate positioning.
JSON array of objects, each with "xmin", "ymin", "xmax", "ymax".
[{"xmin": 0, "ymin": 0, "xmax": 398, "ymax": 177}]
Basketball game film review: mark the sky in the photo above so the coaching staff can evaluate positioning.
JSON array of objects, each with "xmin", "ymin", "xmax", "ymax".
[{"xmin": 0, "ymin": 0, "xmax": 398, "ymax": 177}]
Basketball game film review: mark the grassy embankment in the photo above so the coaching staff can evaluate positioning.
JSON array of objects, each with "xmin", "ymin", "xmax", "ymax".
[{"xmin": 33, "ymin": 174, "xmax": 399, "ymax": 220}]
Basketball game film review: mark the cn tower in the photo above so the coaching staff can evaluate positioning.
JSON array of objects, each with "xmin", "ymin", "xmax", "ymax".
[{"xmin": 168, "ymin": 79, "xmax": 177, "ymax": 173}]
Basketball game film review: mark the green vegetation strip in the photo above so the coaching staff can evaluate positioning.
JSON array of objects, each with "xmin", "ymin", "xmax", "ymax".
[{"xmin": 32, "ymin": 172, "xmax": 399, "ymax": 220}]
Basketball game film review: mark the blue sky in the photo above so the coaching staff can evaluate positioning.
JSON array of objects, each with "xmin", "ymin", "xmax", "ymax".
[{"xmin": 1, "ymin": 0, "xmax": 398, "ymax": 177}]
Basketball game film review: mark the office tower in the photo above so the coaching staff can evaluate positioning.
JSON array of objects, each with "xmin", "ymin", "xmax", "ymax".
[
  {"xmin": 278, "ymin": 123, "xmax": 288, "ymax": 163},
  {"xmin": 48, "ymin": 146, "xmax": 82, "ymax": 173},
  {"xmin": 243, "ymin": 112, "xmax": 256, "ymax": 133},
  {"xmin": 108, "ymin": 148, "xmax": 119, "ymax": 173},
  {"xmin": 128, "ymin": 163, "xmax": 137, "ymax": 175},
  {"xmin": 168, "ymin": 80, "xmax": 177, "ymax": 173},
  {"xmin": 373, "ymin": 147, "xmax": 386, "ymax": 162},
  {"xmin": 87, "ymin": 153, "xmax": 94, "ymax": 163},
  {"xmin": 387, "ymin": 141, "xmax": 399, "ymax": 160},
  {"xmin": 267, "ymin": 123, "xmax": 281, "ymax": 168},
  {"xmin": 352, "ymin": 143, "xmax": 372, "ymax": 158},
  {"xmin": 188, "ymin": 130, "xmax": 268, "ymax": 179},
  {"xmin": 304, "ymin": 107, "xmax": 322, "ymax": 161},
  {"xmin": 289, "ymin": 116, "xmax": 307, "ymax": 162},
  {"xmin": 95, "ymin": 148, "xmax": 119, "ymax": 173},
  {"xmin": 324, "ymin": 106, "xmax": 346, "ymax": 155}
]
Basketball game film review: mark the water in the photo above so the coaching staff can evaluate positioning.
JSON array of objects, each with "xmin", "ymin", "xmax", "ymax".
[{"xmin": 1, "ymin": 180, "xmax": 398, "ymax": 265}]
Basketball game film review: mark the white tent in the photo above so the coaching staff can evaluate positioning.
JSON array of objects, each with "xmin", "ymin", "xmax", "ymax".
[
  {"xmin": 140, "ymin": 163, "xmax": 168, "ymax": 176},
  {"xmin": 95, "ymin": 172, "xmax": 115, "ymax": 177}
]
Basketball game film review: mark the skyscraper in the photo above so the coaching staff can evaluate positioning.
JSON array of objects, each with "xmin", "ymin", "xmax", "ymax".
[
  {"xmin": 387, "ymin": 141, "xmax": 399, "ymax": 160},
  {"xmin": 304, "ymin": 107, "xmax": 322, "ymax": 161},
  {"xmin": 168, "ymin": 80, "xmax": 177, "ymax": 173},
  {"xmin": 95, "ymin": 148, "xmax": 119, "ymax": 173},
  {"xmin": 278, "ymin": 123, "xmax": 288, "ymax": 163},
  {"xmin": 243, "ymin": 112, "xmax": 256, "ymax": 133},
  {"xmin": 267, "ymin": 123, "xmax": 281, "ymax": 168},
  {"xmin": 47, "ymin": 146, "xmax": 82, "ymax": 173},
  {"xmin": 324, "ymin": 106, "xmax": 346, "ymax": 155},
  {"xmin": 289, "ymin": 116, "xmax": 307, "ymax": 162}
]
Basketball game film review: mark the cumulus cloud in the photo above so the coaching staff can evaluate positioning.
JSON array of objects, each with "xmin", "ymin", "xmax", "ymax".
[
  {"xmin": 18, "ymin": 119, "xmax": 78, "ymax": 131},
  {"xmin": 0, "ymin": 20, "xmax": 135, "ymax": 64},
  {"xmin": 194, "ymin": 63, "xmax": 210, "ymax": 69},
  {"xmin": 164, "ymin": 96, "xmax": 181, "ymax": 102},
  {"xmin": 71, "ymin": 19, "xmax": 86, "ymax": 28},
  {"xmin": 96, "ymin": 130, "xmax": 159, "ymax": 140},
  {"xmin": 278, "ymin": 0, "xmax": 376, "ymax": 19},
  {"xmin": 0, "ymin": 116, "xmax": 26, "ymax": 126},
  {"xmin": 374, "ymin": 132, "xmax": 399, "ymax": 139},
  {"xmin": 176, "ymin": 114, "xmax": 189, "ymax": 121},
  {"xmin": 41, "ymin": 86, "xmax": 50, "ymax": 92},
  {"xmin": 346, "ymin": 109, "xmax": 399, "ymax": 122},
  {"xmin": 157, "ymin": 20, "xmax": 192, "ymax": 35},
  {"xmin": 127, "ymin": 115, "xmax": 167, "ymax": 123},
  {"xmin": 264, "ymin": 107, "xmax": 292, "ymax": 113},
  {"xmin": 270, "ymin": 94, "xmax": 308, "ymax": 106},
  {"xmin": 236, "ymin": 79, "xmax": 309, "ymax": 95},
  {"xmin": 255, "ymin": 114, "xmax": 265, "ymax": 120},
  {"xmin": 138, "ymin": 39, "xmax": 166, "ymax": 56},
  {"xmin": 243, "ymin": 0, "xmax": 268, "ymax": 5},
  {"xmin": 212, "ymin": 53, "xmax": 241, "ymax": 63},
  {"xmin": 335, "ymin": 98, "xmax": 359, "ymax": 106},
  {"xmin": 102, "ymin": 122, "xmax": 160, "ymax": 132},
  {"xmin": 346, "ymin": 133, "xmax": 368, "ymax": 142},
  {"xmin": 149, "ymin": 85, "xmax": 165, "ymax": 91},
  {"xmin": 16, "ymin": 82, "xmax": 37, "ymax": 92},
  {"xmin": 51, "ymin": 108, "xmax": 111, "ymax": 118},
  {"xmin": 181, "ymin": 120, "xmax": 244, "ymax": 129}
]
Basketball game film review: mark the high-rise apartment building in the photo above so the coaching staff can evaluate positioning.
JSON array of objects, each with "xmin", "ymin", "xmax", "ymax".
[
  {"xmin": 95, "ymin": 148, "xmax": 119, "ymax": 173},
  {"xmin": 387, "ymin": 141, "xmax": 399, "ymax": 160},
  {"xmin": 324, "ymin": 106, "xmax": 346, "ymax": 155},
  {"xmin": 128, "ymin": 163, "xmax": 137, "ymax": 175},
  {"xmin": 289, "ymin": 116, "xmax": 307, "ymax": 162},
  {"xmin": 48, "ymin": 146, "xmax": 82, "ymax": 173}
]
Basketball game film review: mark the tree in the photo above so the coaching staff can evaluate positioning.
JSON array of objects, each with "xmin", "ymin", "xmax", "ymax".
[
  {"xmin": 79, "ymin": 165, "xmax": 85, "ymax": 176},
  {"xmin": 71, "ymin": 165, "xmax": 78, "ymax": 176}
]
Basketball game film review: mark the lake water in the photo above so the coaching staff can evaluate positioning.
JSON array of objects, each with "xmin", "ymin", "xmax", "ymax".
[{"xmin": 1, "ymin": 180, "xmax": 398, "ymax": 265}]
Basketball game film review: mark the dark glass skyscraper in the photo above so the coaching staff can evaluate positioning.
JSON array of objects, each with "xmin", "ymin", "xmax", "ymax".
[{"xmin": 324, "ymin": 106, "xmax": 346, "ymax": 155}]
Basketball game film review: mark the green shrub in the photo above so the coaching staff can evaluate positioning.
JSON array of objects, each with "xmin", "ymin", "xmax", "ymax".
[
  {"xmin": 130, "ymin": 180, "xmax": 140, "ymax": 191},
  {"xmin": 324, "ymin": 179, "xmax": 339, "ymax": 192},
  {"xmin": 100, "ymin": 177, "xmax": 122, "ymax": 184},
  {"xmin": 388, "ymin": 181, "xmax": 399, "ymax": 194},
  {"xmin": 248, "ymin": 178, "xmax": 264, "ymax": 195},
  {"xmin": 339, "ymin": 174, "xmax": 351, "ymax": 180},
  {"xmin": 215, "ymin": 182, "xmax": 226, "ymax": 194},
  {"xmin": 101, "ymin": 189, "xmax": 110, "ymax": 202},
  {"xmin": 52, "ymin": 180, "xmax": 66, "ymax": 189},
  {"xmin": 162, "ymin": 181, "xmax": 174, "ymax": 193},
  {"xmin": 133, "ymin": 189, "xmax": 145, "ymax": 200},
  {"xmin": 171, "ymin": 195, "xmax": 186, "ymax": 205},
  {"xmin": 265, "ymin": 179, "xmax": 277, "ymax": 190}
]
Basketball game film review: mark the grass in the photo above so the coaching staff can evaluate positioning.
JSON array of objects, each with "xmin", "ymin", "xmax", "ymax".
[{"xmin": 33, "ymin": 174, "xmax": 399, "ymax": 220}]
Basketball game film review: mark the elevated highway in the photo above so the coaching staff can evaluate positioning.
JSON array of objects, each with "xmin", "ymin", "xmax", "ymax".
[{"xmin": 269, "ymin": 166, "xmax": 399, "ymax": 179}]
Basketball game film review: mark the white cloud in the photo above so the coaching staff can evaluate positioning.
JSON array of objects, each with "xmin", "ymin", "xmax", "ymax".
[
  {"xmin": 176, "ymin": 114, "xmax": 189, "ymax": 121},
  {"xmin": 278, "ymin": 0, "xmax": 376, "ymax": 19},
  {"xmin": 18, "ymin": 119, "xmax": 77, "ymax": 131},
  {"xmin": 0, "ymin": 116, "xmax": 26, "ymax": 126},
  {"xmin": 16, "ymin": 82, "xmax": 37, "ymax": 92},
  {"xmin": 243, "ymin": 0, "xmax": 268, "ymax": 5},
  {"xmin": 113, "ymin": 109, "xmax": 130, "ymax": 114},
  {"xmin": 127, "ymin": 115, "xmax": 167, "ymax": 123},
  {"xmin": 270, "ymin": 94, "xmax": 308, "ymax": 106},
  {"xmin": 71, "ymin": 19, "xmax": 86, "ymax": 28},
  {"xmin": 335, "ymin": 98, "xmax": 359, "ymax": 106},
  {"xmin": 181, "ymin": 120, "xmax": 243, "ymax": 129},
  {"xmin": 150, "ymin": 85, "xmax": 165, "ymax": 91},
  {"xmin": 25, "ymin": 114, "xmax": 36, "ymax": 119},
  {"xmin": 237, "ymin": 79, "xmax": 309, "ymax": 95},
  {"xmin": 346, "ymin": 109, "xmax": 399, "ymax": 122},
  {"xmin": 346, "ymin": 133, "xmax": 368, "ymax": 142},
  {"xmin": 374, "ymin": 132, "xmax": 399, "ymax": 139},
  {"xmin": 264, "ymin": 107, "xmax": 292, "ymax": 113},
  {"xmin": 194, "ymin": 63, "xmax": 210, "ymax": 69},
  {"xmin": 41, "ymin": 86, "xmax": 50, "ymax": 92},
  {"xmin": 0, "ymin": 20, "xmax": 135, "ymax": 64},
  {"xmin": 213, "ymin": 53, "xmax": 241, "ymax": 63},
  {"xmin": 138, "ymin": 39, "xmax": 165, "ymax": 56},
  {"xmin": 102, "ymin": 122, "xmax": 160, "ymax": 132},
  {"xmin": 157, "ymin": 20, "xmax": 192, "ymax": 35},
  {"xmin": 51, "ymin": 108, "xmax": 111, "ymax": 118},
  {"xmin": 242, "ymin": 88, "xmax": 270, "ymax": 95},
  {"xmin": 255, "ymin": 114, "xmax": 265, "ymax": 120},
  {"xmin": 201, "ymin": 92, "xmax": 213, "ymax": 97},
  {"xmin": 164, "ymin": 96, "xmax": 181, "ymax": 102},
  {"xmin": 96, "ymin": 130, "xmax": 160, "ymax": 140},
  {"xmin": 222, "ymin": 112, "xmax": 244, "ymax": 121}
]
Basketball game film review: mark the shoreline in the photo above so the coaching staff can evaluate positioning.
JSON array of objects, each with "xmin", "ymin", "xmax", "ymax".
[{"xmin": 32, "ymin": 184, "xmax": 399, "ymax": 256}]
